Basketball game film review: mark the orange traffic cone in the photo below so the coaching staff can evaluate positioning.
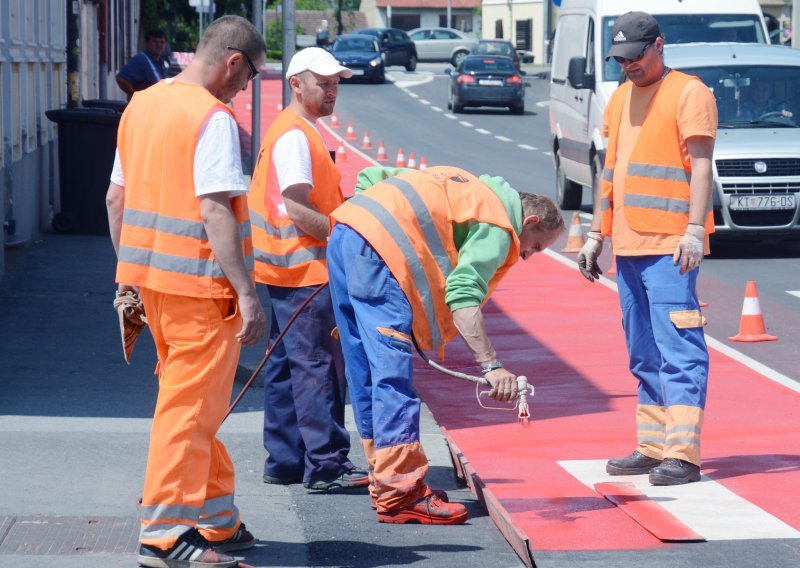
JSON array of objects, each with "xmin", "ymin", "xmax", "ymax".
[
  {"xmin": 419, "ymin": 156, "xmax": 428, "ymax": 171},
  {"xmin": 728, "ymin": 281, "xmax": 776, "ymax": 342},
  {"xmin": 395, "ymin": 148, "xmax": 406, "ymax": 168},
  {"xmin": 361, "ymin": 131, "xmax": 373, "ymax": 150},
  {"xmin": 336, "ymin": 142, "xmax": 348, "ymax": 162},
  {"xmin": 561, "ymin": 212, "xmax": 585, "ymax": 253},
  {"xmin": 376, "ymin": 141, "xmax": 388, "ymax": 162},
  {"xmin": 407, "ymin": 152, "xmax": 417, "ymax": 169},
  {"xmin": 331, "ymin": 113, "xmax": 340, "ymax": 128},
  {"xmin": 345, "ymin": 122, "xmax": 356, "ymax": 141}
]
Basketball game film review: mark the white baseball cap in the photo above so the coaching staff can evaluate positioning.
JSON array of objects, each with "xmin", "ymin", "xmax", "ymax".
[{"xmin": 286, "ymin": 47, "xmax": 352, "ymax": 79}]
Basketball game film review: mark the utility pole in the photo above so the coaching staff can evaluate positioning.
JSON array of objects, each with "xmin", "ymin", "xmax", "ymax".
[
  {"xmin": 251, "ymin": 0, "xmax": 263, "ymax": 174},
  {"xmin": 282, "ymin": 0, "xmax": 296, "ymax": 108},
  {"xmin": 66, "ymin": 0, "xmax": 81, "ymax": 106},
  {"xmin": 793, "ymin": 0, "xmax": 799, "ymax": 48},
  {"xmin": 544, "ymin": 0, "xmax": 552, "ymax": 64},
  {"xmin": 447, "ymin": 0, "xmax": 452, "ymax": 29}
]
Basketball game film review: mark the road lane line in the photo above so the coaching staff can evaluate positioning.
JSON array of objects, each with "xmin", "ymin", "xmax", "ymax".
[
  {"xmin": 408, "ymin": 92, "xmax": 419, "ymax": 98},
  {"xmin": 419, "ymin": 99, "xmax": 431, "ymax": 105},
  {"xmin": 518, "ymin": 144, "xmax": 537, "ymax": 150},
  {"xmin": 459, "ymin": 121, "xmax": 474, "ymax": 127},
  {"xmin": 431, "ymin": 106, "xmax": 443, "ymax": 112},
  {"xmin": 788, "ymin": 291, "xmax": 800, "ymax": 299},
  {"xmin": 536, "ymin": 101, "xmax": 550, "ymax": 108},
  {"xmin": 495, "ymin": 135, "xmax": 511, "ymax": 142},
  {"xmin": 475, "ymin": 128, "xmax": 491, "ymax": 135},
  {"xmin": 559, "ymin": 459, "xmax": 800, "ymax": 541},
  {"xmin": 444, "ymin": 113, "xmax": 458, "ymax": 119}
]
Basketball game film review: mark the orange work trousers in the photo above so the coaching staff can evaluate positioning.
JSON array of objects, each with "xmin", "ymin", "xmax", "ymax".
[{"xmin": 138, "ymin": 288, "xmax": 243, "ymax": 549}]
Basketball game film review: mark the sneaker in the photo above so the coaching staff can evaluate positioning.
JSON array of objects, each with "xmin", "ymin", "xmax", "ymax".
[
  {"xmin": 377, "ymin": 493, "xmax": 468, "ymax": 525},
  {"xmin": 304, "ymin": 467, "xmax": 370, "ymax": 491},
  {"xmin": 371, "ymin": 488, "xmax": 450, "ymax": 509},
  {"xmin": 210, "ymin": 523, "xmax": 255, "ymax": 552},
  {"xmin": 262, "ymin": 473, "xmax": 302, "ymax": 485},
  {"xmin": 137, "ymin": 528, "xmax": 237, "ymax": 568},
  {"xmin": 649, "ymin": 458, "xmax": 701, "ymax": 486},
  {"xmin": 606, "ymin": 450, "xmax": 663, "ymax": 475}
]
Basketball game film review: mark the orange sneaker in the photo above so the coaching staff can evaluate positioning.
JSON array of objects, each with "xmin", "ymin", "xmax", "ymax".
[
  {"xmin": 371, "ymin": 488, "xmax": 449, "ymax": 510},
  {"xmin": 377, "ymin": 493, "xmax": 468, "ymax": 525}
]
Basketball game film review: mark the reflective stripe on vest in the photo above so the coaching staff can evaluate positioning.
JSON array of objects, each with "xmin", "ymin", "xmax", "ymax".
[
  {"xmin": 119, "ymin": 246, "xmax": 255, "ymax": 278},
  {"xmin": 254, "ymin": 245, "xmax": 326, "ymax": 268},
  {"xmin": 249, "ymin": 209, "xmax": 307, "ymax": 239}
]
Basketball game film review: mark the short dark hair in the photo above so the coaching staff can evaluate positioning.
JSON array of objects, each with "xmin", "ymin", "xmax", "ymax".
[
  {"xmin": 519, "ymin": 193, "xmax": 565, "ymax": 233},
  {"xmin": 145, "ymin": 29, "xmax": 167, "ymax": 41},
  {"xmin": 197, "ymin": 15, "xmax": 266, "ymax": 64}
]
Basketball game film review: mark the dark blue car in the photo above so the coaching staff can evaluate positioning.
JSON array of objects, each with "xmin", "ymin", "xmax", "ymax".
[{"xmin": 330, "ymin": 34, "xmax": 385, "ymax": 84}]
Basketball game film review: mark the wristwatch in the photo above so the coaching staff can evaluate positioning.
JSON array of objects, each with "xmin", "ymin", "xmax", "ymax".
[{"xmin": 480, "ymin": 361, "xmax": 503, "ymax": 375}]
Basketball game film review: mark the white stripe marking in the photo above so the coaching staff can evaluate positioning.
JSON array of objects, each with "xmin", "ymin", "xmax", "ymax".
[
  {"xmin": 559, "ymin": 459, "xmax": 800, "ymax": 540},
  {"xmin": 535, "ymin": 100, "xmax": 550, "ymax": 108},
  {"xmin": 408, "ymin": 92, "xmax": 419, "ymax": 98},
  {"xmin": 431, "ymin": 106, "xmax": 443, "ymax": 112},
  {"xmin": 419, "ymin": 99, "xmax": 431, "ymax": 105},
  {"xmin": 476, "ymin": 128, "xmax": 491, "ymax": 135},
  {"xmin": 444, "ymin": 113, "xmax": 458, "ymax": 120},
  {"xmin": 542, "ymin": 151, "xmax": 553, "ymax": 156},
  {"xmin": 495, "ymin": 135, "xmax": 512, "ymax": 142},
  {"xmin": 518, "ymin": 144, "xmax": 537, "ymax": 150},
  {"xmin": 787, "ymin": 290, "xmax": 800, "ymax": 299},
  {"xmin": 459, "ymin": 121, "xmax": 473, "ymax": 127}
]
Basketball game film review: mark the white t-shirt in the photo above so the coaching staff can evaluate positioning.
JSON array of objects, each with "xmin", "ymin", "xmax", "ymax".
[
  {"xmin": 271, "ymin": 117, "xmax": 324, "ymax": 192},
  {"xmin": 110, "ymin": 108, "xmax": 248, "ymax": 197}
]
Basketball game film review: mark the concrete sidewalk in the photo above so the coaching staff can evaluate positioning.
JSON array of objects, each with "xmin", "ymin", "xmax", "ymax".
[{"xmin": 0, "ymin": 233, "xmax": 523, "ymax": 567}]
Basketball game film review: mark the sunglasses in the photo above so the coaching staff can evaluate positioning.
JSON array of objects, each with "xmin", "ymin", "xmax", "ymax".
[
  {"xmin": 227, "ymin": 46, "xmax": 259, "ymax": 81},
  {"xmin": 613, "ymin": 42, "xmax": 652, "ymax": 65}
]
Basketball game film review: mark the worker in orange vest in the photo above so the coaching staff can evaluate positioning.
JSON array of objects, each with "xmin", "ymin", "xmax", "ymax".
[
  {"xmin": 248, "ymin": 48, "xmax": 368, "ymax": 491},
  {"xmin": 327, "ymin": 166, "xmax": 565, "ymax": 524},
  {"xmin": 106, "ymin": 16, "xmax": 266, "ymax": 568},
  {"xmin": 577, "ymin": 12, "xmax": 717, "ymax": 486}
]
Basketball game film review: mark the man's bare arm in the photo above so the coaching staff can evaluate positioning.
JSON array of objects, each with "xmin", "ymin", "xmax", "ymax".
[{"xmin": 282, "ymin": 184, "xmax": 331, "ymax": 241}]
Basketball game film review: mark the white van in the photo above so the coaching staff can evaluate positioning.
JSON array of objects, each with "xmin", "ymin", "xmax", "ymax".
[{"xmin": 548, "ymin": 0, "xmax": 769, "ymax": 209}]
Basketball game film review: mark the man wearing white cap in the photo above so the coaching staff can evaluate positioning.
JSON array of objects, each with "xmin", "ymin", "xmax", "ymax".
[{"xmin": 248, "ymin": 48, "xmax": 368, "ymax": 491}]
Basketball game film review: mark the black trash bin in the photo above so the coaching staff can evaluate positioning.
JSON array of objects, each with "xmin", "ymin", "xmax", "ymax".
[
  {"xmin": 82, "ymin": 98, "xmax": 128, "ymax": 113},
  {"xmin": 45, "ymin": 105, "xmax": 123, "ymax": 235}
]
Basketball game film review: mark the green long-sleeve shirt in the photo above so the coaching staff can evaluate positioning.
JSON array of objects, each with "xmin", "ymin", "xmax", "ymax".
[{"xmin": 353, "ymin": 167, "xmax": 522, "ymax": 311}]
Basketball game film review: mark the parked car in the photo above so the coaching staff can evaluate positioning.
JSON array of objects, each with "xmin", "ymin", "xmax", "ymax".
[
  {"xmin": 446, "ymin": 55, "xmax": 525, "ymax": 114},
  {"xmin": 471, "ymin": 39, "xmax": 520, "ymax": 71},
  {"xmin": 329, "ymin": 34, "xmax": 385, "ymax": 83},
  {"xmin": 408, "ymin": 27, "xmax": 473, "ymax": 66},
  {"xmin": 353, "ymin": 28, "xmax": 417, "ymax": 71}
]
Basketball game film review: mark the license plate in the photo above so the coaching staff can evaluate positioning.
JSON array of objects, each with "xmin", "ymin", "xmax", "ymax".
[
  {"xmin": 349, "ymin": 69, "xmax": 364, "ymax": 76},
  {"xmin": 479, "ymin": 79, "xmax": 503, "ymax": 86},
  {"xmin": 729, "ymin": 194, "xmax": 796, "ymax": 211}
]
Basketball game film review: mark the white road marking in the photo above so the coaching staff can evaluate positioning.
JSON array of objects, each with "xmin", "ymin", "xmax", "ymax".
[
  {"xmin": 788, "ymin": 291, "xmax": 800, "ymax": 299},
  {"xmin": 559, "ymin": 459, "xmax": 800, "ymax": 541},
  {"xmin": 475, "ymin": 128, "xmax": 491, "ymax": 135},
  {"xmin": 389, "ymin": 71, "xmax": 435, "ymax": 89},
  {"xmin": 430, "ymin": 106, "xmax": 443, "ymax": 112},
  {"xmin": 444, "ymin": 113, "xmax": 458, "ymax": 119},
  {"xmin": 542, "ymin": 151, "xmax": 553, "ymax": 156},
  {"xmin": 495, "ymin": 135, "xmax": 512, "ymax": 142},
  {"xmin": 518, "ymin": 144, "xmax": 537, "ymax": 150},
  {"xmin": 408, "ymin": 92, "xmax": 419, "ymax": 98},
  {"xmin": 419, "ymin": 99, "xmax": 431, "ymax": 105},
  {"xmin": 459, "ymin": 121, "xmax": 474, "ymax": 127},
  {"xmin": 536, "ymin": 100, "xmax": 550, "ymax": 108}
]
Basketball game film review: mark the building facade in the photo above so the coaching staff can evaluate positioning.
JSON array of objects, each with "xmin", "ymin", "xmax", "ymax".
[{"xmin": 361, "ymin": 0, "xmax": 482, "ymax": 33}]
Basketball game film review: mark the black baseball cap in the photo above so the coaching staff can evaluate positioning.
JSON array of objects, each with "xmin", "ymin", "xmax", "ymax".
[{"xmin": 605, "ymin": 12, "xmax": 661, "ymax": 62}]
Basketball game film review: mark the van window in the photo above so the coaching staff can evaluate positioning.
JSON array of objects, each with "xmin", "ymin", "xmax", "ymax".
[
  {"xmin": 553, "ymin": 14, "xmax": 588, "ymax": 79},
  {"xmin": 602, "ymin": 14, "xmax": 767, "ymax": 82}
]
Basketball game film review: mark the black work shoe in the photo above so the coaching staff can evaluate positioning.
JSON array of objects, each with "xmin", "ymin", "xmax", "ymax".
[
  {"xmin": 649, "ymin": 458, "xmax": 701, "ymax": 486},
  {"xmin": 262, "ymin": 473, "xmax": 302, "ymax": 485},
  {"xmin": 606, "ymin": 450, "xmax": 663, "ymax": 475},
  {"xmin": 137, "ymin": 528, "xmax": 238, "ymax": 568},
  {"xmin": 304, "ymin": 467, "xmax": 370, "ymax": 491},
  {"xmin": 210, "ymin": 522, "xmax": 255, "ymax": 553}
]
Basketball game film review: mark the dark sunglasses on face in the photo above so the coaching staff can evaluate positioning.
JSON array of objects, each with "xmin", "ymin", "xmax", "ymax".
[
  {"xmin": 613, "ymin": 42, "xmax": 652, "ymax": 65},
  {"xmin": 227, "ymin": 46, "xmax": 259, "ymax": 81}
]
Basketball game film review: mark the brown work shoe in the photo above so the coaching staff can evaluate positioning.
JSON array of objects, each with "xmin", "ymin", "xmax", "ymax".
[
  {"xmin": 377, "ymin": 493, "xmax": 468, "ymax": 525},
  {"xmin": 137, "ymin": 528, "xmax": 238, "ymax": 567},
  {"xmin": 371, "ymin": 488, "xmax": 449, "ymax": 509}
]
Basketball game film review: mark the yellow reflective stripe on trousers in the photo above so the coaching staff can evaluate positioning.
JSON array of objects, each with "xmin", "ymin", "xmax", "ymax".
[
  {"xmin": 119, "ymin": 246, "xmax": 255, "ymax": 277},
  {"xmin": 636, "ymin": 423, "xmax": 666, "ymax": 445},
  {"xmin": 347, "ymin": 193, "xmax": 446, "ymax": 349},
  {"xmin": 141, "ymin": 503, "xmax": 202, "ymax": 523}
]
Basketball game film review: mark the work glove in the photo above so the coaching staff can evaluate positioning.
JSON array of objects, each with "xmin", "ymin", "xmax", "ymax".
[
  {"xmin": 113, "ymin": 288, "xmax": 147, "ymax": 364},
  {"xmin": 673, "ymin": 224, "xmax": 705, "ymax": 275},
  {"xmin": 577, "ymin": 231, "xmax": 604, "ymax": 282}
]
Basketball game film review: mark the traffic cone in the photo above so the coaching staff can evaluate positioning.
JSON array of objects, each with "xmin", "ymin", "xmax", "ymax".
[
  {"xmin": 728, "ymin": 281, "xmax": 777, "ymax": 342},
  {"xmin": 361, "ymin": 131, "xmax": 373, "ymax": 150},
  {"xmin": 419, "ymin": 156, "xmax": 428, "ymax": 171},
  {"xmin": 561, "ymin": 212, "xmax": 585, "ymax": 253},
  {"xmin": 345, "ymin": 122, "xmax": 356, "ymax": 141},
  {"xmin": 376, "ymin": 141, "xmax": 388, "ymax": 162},
  {"xmin": 395, "ymin": 148, "xmax": 406, "ymax": 168},
  {"xmin": 331, "ymin": 113, "xmax": 340, "ymax": 128},
  {"xmin": 407, "ymin": 152, "xmax": 417, "ymax": 169},
  {"xmin": 336, "ymin": 142, "xmax": 348, "ymax": 162}
]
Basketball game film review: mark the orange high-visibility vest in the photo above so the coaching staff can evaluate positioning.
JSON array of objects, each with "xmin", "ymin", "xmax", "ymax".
[
  {"xmin": 600, "ymin": 70, "xmax": 714, "ymax": 238},
  {"xmin": 249, "ymin": 109, "xmax": 343, "ymax": 287},
  {"xmin": 331, "ymin": 166, "xmax": 520, "ymax": 352},
  {"xmin": 116, "ymin": 81, "xmax": 253, "ymax": 298}
]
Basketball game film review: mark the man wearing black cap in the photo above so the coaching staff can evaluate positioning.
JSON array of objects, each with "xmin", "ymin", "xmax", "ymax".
[{"xmin": 576, "ymin": 11, "xmax": 718, "ymax": 486}]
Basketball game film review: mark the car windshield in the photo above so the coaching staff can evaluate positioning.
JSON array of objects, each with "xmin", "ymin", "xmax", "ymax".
[
  {"xmin": 474, "ymin": 42, "xmax": 513, "ymax": 57},
  {"xmin": 333, "ymin": 37, "xmax": 377, "ymax": 53},
  {"xmin": 683, "ymin": 65, "xmax": 800, "ymax": 127},
  {"xmin": 602, "ymin": 14, "xmax": 766, "ymax": 81},
  {"xmin": 463, "ymin": 58, "xmax": 516, "ymax": 73}
]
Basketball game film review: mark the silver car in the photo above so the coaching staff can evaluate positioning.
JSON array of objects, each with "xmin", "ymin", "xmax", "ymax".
[
  {"xmin": 665, "ymin": 43, "xmax": 800, "ymax": 240},
  {"xmin": 408, "ymin": 27, "xmax": 474, "ymax": 66}
]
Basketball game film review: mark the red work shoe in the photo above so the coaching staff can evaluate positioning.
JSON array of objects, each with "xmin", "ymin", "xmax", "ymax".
[
  {"xmin": 371, "ymin": 488, "xmax": 449, "ymax": 510},
  {"xmin": 377, "ymin": 493, "xmax": 468, "ymax": 525}
]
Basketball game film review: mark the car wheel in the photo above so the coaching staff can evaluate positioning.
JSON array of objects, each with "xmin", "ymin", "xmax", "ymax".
[
  {"xmin": 453, "ymin": 98, "xmax": 464, "ymax": 113},
  {"xmin": 447, "ymin": 89, "xmax": 453, "ymax": 110},
  {"xmin": 555, "ymin": 149, "xmax": 583, "ymax": 210},
  {"xmin": 405, "ymin": 54, "xmax": 417, "ymax": 72},
  {"xmin": 451, "ymin": 51, "xmax": 468, "ymax": 67},
  {"xmin": 511, "ymin": 102, "xmax": 524, "ymax": 115}
]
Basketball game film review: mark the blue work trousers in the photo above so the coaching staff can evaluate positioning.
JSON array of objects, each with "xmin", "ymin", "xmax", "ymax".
[{"xmin": 262, "ymin": 284, "xmax": 353, "ymax": 484}]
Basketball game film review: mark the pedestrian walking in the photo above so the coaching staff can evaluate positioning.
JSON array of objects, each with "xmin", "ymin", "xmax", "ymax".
[
  {"xmin": 248, "ymin": 47, "xmax": 368, "ymax": 491},
  {"xmin": 577, "ymin": 11, "xmax": 717, "ymax": 486},
  {"xmin": 327, "ymin": 165, "xmax": 564, "ymax": 524},
  {"xmin": 106, "ymin": 15, "xmax": 267, "ymax": 568}
]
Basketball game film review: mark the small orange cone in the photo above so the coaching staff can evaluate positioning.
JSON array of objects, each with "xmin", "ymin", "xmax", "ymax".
[
  {"xmin": 345, "ymin": 122, "xmax": 356, "ymax": 141},
  {"xmin": 561, "ymin": 212, "xmax": 585, "ymax": 253},
  {"xmin": 361, "ymin": 131, "xmax": 373, "ymax": 150},
  {"xmin": 376, "ymin": 141, "xmax": 388, "ymax": 162},
  {"xmin": 331, "ymin": 113, "xmax": 340, "ymax": 128},
  {"xmin": 728, "ymin": 281, "xmax": 776, "ymax": 342},
  {"xmin": 407, "ymin": 152, "xmax": 417, "ymax": 169},
  {"xmin": 419, "ymin": 156, "xmax": 427, "ymax": 171},
  {"xmin": 395, "ymin": 148, "xmax": 406, "ymax": 168},
  {"xmin": 336, "ymin": 142, "xmax": 348, "ymax": 162}
]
